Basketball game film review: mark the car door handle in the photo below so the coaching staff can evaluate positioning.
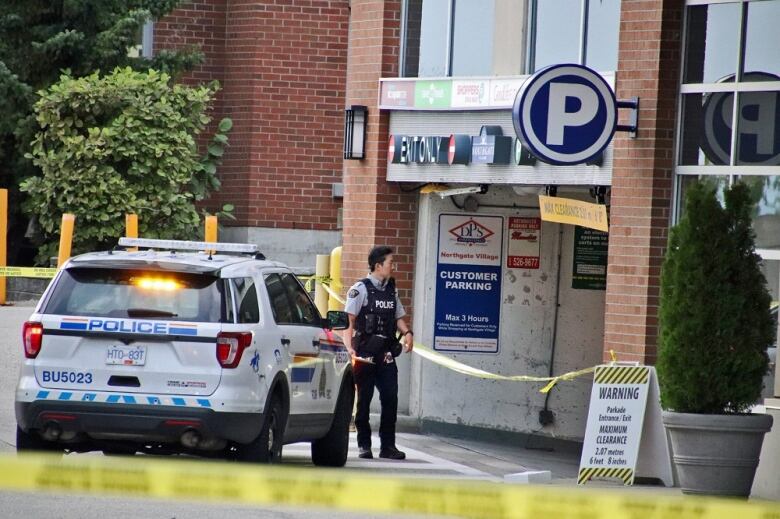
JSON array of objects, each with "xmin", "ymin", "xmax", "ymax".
[{"xmin": 280, "ymin": 338, "xmax": 291, "ymax": 347}]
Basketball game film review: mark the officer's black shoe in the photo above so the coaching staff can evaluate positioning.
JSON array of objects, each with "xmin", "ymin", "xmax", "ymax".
[
  {"xmin": 358, "ymin": 447, "xmax": 373, "ymax": 459},
  {"xmin": 378, "ymin": 446, "xmax": 406, "ymax": 460}
]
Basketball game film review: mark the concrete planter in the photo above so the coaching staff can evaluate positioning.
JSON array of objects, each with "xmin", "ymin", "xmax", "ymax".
[{"xmin": 663, "ymin": 411, "xmax": 773, "ymax": 496}]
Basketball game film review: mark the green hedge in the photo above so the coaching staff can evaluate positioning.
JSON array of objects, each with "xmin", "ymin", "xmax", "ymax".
[{"xmin": 21, "ymin": 67, "xmax": 231, "ymax": 262}]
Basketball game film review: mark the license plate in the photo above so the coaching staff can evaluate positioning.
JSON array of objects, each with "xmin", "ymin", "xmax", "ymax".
[{"xmin": 106, "ymin": 344, "xmax": 147, "ymax": 366}]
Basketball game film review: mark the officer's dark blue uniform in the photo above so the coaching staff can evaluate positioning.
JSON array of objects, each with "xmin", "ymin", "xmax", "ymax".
[{"xmin": 350, "ymin": 277, "xmax": 403, "ymax": 458}]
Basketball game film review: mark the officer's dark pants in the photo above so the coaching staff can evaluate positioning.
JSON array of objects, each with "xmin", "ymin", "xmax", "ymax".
[{"xmin": 354, "ymin": 356, "xmax": 398, "ymax": 450}]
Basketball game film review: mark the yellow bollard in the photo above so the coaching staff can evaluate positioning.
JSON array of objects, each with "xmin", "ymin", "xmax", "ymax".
[
  {"xmin": 204, "ymin": 215, "xmax": 217, "ymax": 254},
  {"xmin": 0, "ymin": 189, "xmax": 7, "ymax": 305},
  {"xmin": 328, "ymin": 245, "xmax": 343, "ymax": 311},
  {"xmin": 205, "ymin": 215, "xmax": 217, "ymax": 242},
  {"xmin": 125, "ymin": 213, "xmax": 138, "ymax": 252},
  {"xmin": 57, "ymin": 214, "xmax": 75, "ymax": 268},
  {"xmin": 314, "ymin": 254, "xmax": 330, "ymax": 316}
]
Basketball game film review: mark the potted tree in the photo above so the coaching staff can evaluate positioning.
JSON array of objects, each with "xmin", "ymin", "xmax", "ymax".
[{"xmin": 658, "ymin": 181, "xmax": 774, "ymax": 497}]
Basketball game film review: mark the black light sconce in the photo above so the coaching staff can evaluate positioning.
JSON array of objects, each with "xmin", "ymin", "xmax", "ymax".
[{"xmin": 343, "ymin": 105, "xmax": 368, "ymax": 160}]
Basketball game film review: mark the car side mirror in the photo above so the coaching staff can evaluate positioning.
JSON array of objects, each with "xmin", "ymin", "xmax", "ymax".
[{"xmin": 326, "ymin": 310, "xmax": 349, "ymax": 330}]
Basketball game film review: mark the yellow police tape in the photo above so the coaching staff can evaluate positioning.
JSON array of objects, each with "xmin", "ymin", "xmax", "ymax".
[
  {"xmin": 0, "ymin": 266, "xmax": 57, "ymax": 278},
  {"xmin": 317, "ymin": 280, "xmax": 594, "ymax": 393},
  {"xmin": 0, "ymin": 453, "xmax": 777, "ymax": 518}
]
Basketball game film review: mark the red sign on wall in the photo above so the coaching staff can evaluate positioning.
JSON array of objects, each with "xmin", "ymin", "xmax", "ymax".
[{"xmin": 507, "ymin": 217, "xmax": 541, "ymax": 269}]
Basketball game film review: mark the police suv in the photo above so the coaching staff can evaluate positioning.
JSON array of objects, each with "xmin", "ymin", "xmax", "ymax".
[{"xmin": 15, "ymin": 238, "xmax": 354, "ymax": 466}]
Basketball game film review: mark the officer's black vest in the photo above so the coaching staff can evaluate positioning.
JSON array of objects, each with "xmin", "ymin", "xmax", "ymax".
[{"xmin": 355, "ymin": 277, "xmax": 397, "ymax": 341}]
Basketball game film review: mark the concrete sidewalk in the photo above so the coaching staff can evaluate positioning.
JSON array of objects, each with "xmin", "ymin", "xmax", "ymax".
[{"xmin": 374, "ymin": 413, "xmax": 682, "ymax": 494}]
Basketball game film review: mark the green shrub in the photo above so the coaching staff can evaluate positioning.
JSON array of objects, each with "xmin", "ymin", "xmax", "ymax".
[
  {"xmin": 21, "ymin": 67, "xmax": 231, "ymax": 263},
  {"xmin": 657, "ymin": 181, "xmax": 773, "ymax": 414}
]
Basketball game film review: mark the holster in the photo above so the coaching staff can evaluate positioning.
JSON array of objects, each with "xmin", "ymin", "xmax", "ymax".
[{"xmin": 359, "ymin": 333, "xmax": 387, "ymax": 357}]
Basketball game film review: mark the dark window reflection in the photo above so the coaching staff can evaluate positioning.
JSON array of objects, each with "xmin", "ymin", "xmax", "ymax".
[
  {"xmin": 403, "ymin": 0, "xmax": 424, "ymax": 77},
  {"xmin": 736, "ymin": 90, "xmax": 780, "ymax": 166},
  {"xmin": 683, "ymin": 3, "xmax": 740, "ymax": 84},
  {"xmin": 679, "ymin": 93, "xmax": 734, "ymax": 166}
]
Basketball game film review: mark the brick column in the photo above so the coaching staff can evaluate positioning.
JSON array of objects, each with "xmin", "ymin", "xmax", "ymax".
[
  {"xmin": 604, "ymin": 0, "xmax": 683, "ymax": 363},
  {"xmin": 342, "ymin": 0, "xmax": 418, "ymax": 309}
]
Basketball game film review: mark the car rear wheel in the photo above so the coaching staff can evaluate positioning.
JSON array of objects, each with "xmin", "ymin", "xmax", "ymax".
[
  {"xmin": 238, "ymin": 396, "xmax": 285, "ymax": 463},
  {"xmin": 311, "ymin": 377, "xmax": 354, "ymax": 467},
  {"xmin": 16, "ymin": 426, "xmax": 62, "ymax": 454}
]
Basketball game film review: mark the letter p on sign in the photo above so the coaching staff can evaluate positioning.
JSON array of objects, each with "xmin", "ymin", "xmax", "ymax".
[
  {"xmin": 513, "ymin": 64, "xmax": 617, "ymax": 166},
  {"xmin": 546, "ymin": 83, "xmax": 598, "ymax": 146}
]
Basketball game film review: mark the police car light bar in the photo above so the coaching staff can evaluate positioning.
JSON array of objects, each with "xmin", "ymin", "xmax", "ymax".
[{"xmin": 118, "ymin": 238, "xmax": 258, "ymax": 254}]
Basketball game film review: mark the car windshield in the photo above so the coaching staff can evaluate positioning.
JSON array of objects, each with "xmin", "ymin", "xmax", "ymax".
[{"xmin": 44, "ymin": 267, "xmax": 228, "ymax": 322}]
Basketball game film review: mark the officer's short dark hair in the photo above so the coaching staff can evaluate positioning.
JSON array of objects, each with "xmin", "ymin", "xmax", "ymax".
[{"xmin": 368, "ymin": 245, "xmax": 394, "ymax": 272}]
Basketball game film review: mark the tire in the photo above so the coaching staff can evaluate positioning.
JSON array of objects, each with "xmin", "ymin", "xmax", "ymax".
[
  {"xmin": 311, "ymin": 377, "xmax": 355, "ymax": 467},
  {"xmin": 238, "ymin": 396, "xmax": 285, "ymax": 463},
  {"xmin": 16, "ymin": 426, "xmax": 62, "ymax": 454}
]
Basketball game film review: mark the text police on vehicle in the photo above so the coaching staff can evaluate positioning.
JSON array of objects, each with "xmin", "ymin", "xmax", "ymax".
[
  {"xmin": 14, "ymin": 238, "xmax": 355, "ymax": 466},
  {"xmin": 513, "ymin": 64, "xmax": 617, "ymax": 166}
]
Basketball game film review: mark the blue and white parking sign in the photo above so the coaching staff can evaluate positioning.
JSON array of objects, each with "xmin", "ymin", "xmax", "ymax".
[
  {"xmin": 513, "ymin": 64, "xmax": 616, "ymax": 165},
  {"xmin": 434, "ymin": 214, "xmax": 502, "ymax": 354}
]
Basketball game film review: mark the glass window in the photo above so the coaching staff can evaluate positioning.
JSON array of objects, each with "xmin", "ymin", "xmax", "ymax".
[
  {"xmin": 533, "ymin": 0, "xmax": 580, "ymax": 71},
  {"xmin": 45, "ymin": 268, "xmax": 227, "ymax": 323},
  {"xmin": 232, "ymin": 278, "xmax": 260, "ymax": 324},
  {"xmin": 683, "ymin": 3, "xmax": 741, "ymax": 84},
  {"xmin": 744, "ymin": 1, "xmax": 780, "ymax": 79},
  {"xmin": 679, "ymin": 92, "xmax": 735, "ymax": 166},
  {"xmin": 264, "ymin": 274, "xmax": 296, "ymax": 325},
  {"xmin": 450, "ymin": 0, "xmax": 494, "ymax": 76},
  {"xmin": 676, "ymin": 175, "xmax": 730, "ymax": 218},
  {"xmin": 280, "ymin": 273, "xmax": 321, "ymax": 326},
  {"xmin": 417, "ymin": 0, "xmax": 450, "ymax": 77},
  {"xmin": 736, "ymin": 176, "xmax": 780, "ymax": 250},
  {"xmin": 403, "ymin": 0, "xmax": 424, "ymax": 77},
  {"xmin": 585, "ymin": 0, "xmax": 621, "ymax": 72},
  {"xmin": 735, "ymin": 90, "xmax": 780, "ymax": 166},
  {"xmin": 403, "ymin": 0, "xmax": 525, "ymax": 77}
]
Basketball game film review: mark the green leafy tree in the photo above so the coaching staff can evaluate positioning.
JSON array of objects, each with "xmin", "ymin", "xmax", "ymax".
[
  {"xmin": 0, "ymin": 1, "xmax": 200, "ymax": 261},
  {"xmin": 22, "ymin": 68, "xmax": 231, "ymax": 263},
  {"xmin": 658, "ymin": 181, "xmax": 773, "ymax": 414}
]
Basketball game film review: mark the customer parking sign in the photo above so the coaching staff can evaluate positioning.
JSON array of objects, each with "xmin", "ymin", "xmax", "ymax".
[{"xmin": 434, "ymin": 214, "xmax": 503, "ymax": 354}]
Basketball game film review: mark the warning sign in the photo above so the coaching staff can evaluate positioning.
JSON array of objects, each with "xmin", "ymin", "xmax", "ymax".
[
  {"xmin": 507, "ymin": 217, "xmax": 540, "ymax": 269},
  {"xmin": 538, "ymin": 195, "xmax": 608, "ymax": 232},
  {"xmin": 579, "ymin": 366, "xmax": 649, "ymax": 485}
]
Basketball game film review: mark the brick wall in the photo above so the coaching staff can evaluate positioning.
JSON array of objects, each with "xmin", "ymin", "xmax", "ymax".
[
  {"xmin": 155, "ymin": 0, "xmax": 349, "ymax": 230},
  {"xmin": 604, "ymin": 0, "xmax": 684, "ymax": 363},
  {"xmin": 342, "ymin": 0, "xmax": 418, "ymax": 312}
]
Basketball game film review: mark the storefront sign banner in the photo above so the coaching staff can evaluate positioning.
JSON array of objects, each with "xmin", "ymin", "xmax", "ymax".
[
  {"xmin": 572, "ymin": 226, "xmax": 609, "ymax": 290},
  {"xmin": 490, "ymin": 79, "xmax": 525, "ymax": 107},
  {"xmin": 507, "ymin": 217, "xmax": 541, "ymax": 269},
  {"xmin": 434, "ymin": 214, "xmax": 503, "ymax": 353},
  {"xmin": 415, "ymin": 80, "xmax": 452, "ymax": 109},
  {"xmin": 451, "ymin": 80, "xmax": 489, "ymax": 108},
  {"xmin": 380, "ymin": 81, "xmax": 415, "ymax": 108},
  {"xmin": 538, "ymin": 195, "xmax": 609, "ymax": 233}
]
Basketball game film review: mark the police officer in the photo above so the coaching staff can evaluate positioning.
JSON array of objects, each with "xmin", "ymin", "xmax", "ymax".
[{"xmin": 343, "ymin": 245, "xmax": 413, "ymax": 460}]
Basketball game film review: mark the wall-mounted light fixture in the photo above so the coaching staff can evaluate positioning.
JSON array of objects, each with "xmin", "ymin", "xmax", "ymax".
[{"xmin": 343, "ymin": 105, "xmax": 368, "ymax": 160}]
